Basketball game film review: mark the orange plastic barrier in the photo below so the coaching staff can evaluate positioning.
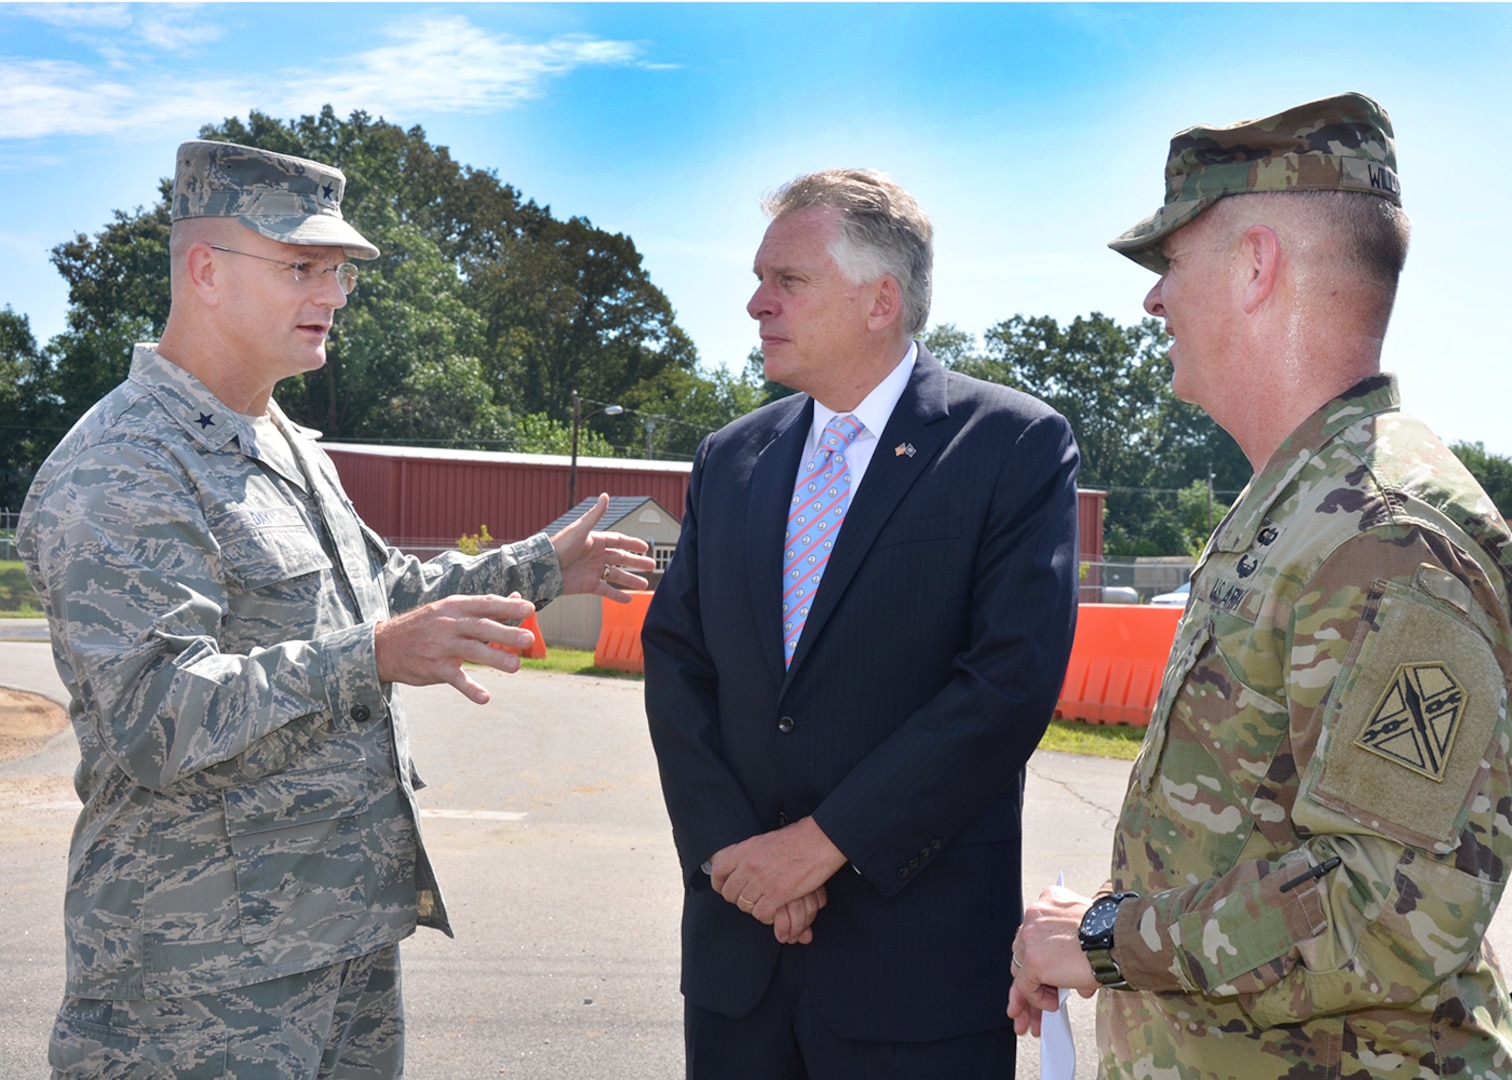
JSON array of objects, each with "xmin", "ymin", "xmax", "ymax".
[
  {"xmin": 490, "ymin": 611, "xmax": 547, "ymax": 659},
  {"xmin": 595, "ymin": 591, "xmax": 654, "ymax": 672},
  {"xmin": 1055, "ymin": 604, "xmax": 1182, "ymax": 726}
]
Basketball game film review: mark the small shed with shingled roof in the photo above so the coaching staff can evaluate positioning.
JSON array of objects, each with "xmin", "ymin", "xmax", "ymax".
[{"xmin": 534, "ymin": 496, "xmax": 682, "ymax": 650}]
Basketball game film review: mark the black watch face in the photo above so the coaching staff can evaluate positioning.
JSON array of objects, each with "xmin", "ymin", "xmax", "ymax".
[{"xmin": 1084, "ymin": 897, "xmax": 1121, "ymax": 936}]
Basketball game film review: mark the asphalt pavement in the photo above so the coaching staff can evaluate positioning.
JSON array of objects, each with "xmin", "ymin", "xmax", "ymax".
[{"xmin": 5, "ymin": 627, "xmax": 1504, "ymax": 1079}]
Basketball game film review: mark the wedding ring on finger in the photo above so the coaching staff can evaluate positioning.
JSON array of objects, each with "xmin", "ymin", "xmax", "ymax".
[
  {"xmin": 1011, "ymin": 953, "xmax": 1023, "ymax": 971},
  {"xmin": 601, "ymin": 564, "xmax": 614, "ymax": 582}
]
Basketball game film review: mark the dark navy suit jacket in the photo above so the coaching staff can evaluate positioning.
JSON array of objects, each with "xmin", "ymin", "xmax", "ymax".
[{"xmin": 642, "ymin": 345, "xmax": 1079, "ymax": 1042}]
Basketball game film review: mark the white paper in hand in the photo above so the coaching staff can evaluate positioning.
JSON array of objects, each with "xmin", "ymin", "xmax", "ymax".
[{"xmin": 1039, "ymin": 872, "xmax": 1077, "ymax": 1080}]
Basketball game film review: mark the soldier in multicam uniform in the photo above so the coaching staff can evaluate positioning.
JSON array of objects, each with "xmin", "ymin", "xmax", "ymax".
[
  {"xmin": 18, "ymin": 140, "xmax": 654, "ymax": 1078},
  {"xmin": 1008, "ymin": 92, "xmax": 1512, "ymax": 1078}
]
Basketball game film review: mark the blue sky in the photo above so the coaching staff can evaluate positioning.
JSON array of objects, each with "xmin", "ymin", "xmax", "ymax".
[{"xmin": 2, "ymin": 3, "xmax": 1509, "ymax": 456}]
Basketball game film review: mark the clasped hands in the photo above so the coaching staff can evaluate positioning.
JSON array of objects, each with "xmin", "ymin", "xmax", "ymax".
[
  {"xmin": 707, "ymin": 816, "xmax": 847, "ymax": 945},
  {"xmin": 1006, "ymin": 885, "xmax": 1101, "ymax": 1038}
]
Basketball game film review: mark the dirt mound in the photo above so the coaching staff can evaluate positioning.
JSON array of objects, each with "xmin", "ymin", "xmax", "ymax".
[{"xmin": 0, "ymin": 687, "xmax": 68, "ymax": 764}]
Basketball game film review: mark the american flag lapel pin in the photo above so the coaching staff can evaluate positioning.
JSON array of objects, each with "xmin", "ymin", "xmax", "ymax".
[{"xmin": 895, "ymin": 442, "xmax": 916, "ymax": 458}]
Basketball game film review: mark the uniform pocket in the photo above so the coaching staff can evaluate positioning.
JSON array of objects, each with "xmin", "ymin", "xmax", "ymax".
[
  {"xmin": 1135, "ymin": 617, "xmax": 1212, "ymax": 791},
  {"xmin": 211, "ymin": 509, "xmax": 332, "ymax": 591},
  {"xmin": 222, "ymin": 761, "xmax": 380, "ymax": 945},
  {"xmin": 50, "ymin": 998, "xmax": 228, "ymax": 1079},
  {"xmin": 1132, "ymin": 614, "xmax": 1290, "ymax": 878}
]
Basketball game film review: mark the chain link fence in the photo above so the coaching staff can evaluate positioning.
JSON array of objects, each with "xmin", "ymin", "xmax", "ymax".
[
  {"xmin": 0, "ymin": 509, "xmax": 18, "ymax": 562},
  {"xmin": 1081, "ymin": 556, "xmax": 1194, "ymax": 604}
]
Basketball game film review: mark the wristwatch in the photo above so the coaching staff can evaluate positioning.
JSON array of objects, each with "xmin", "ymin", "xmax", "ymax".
[{"xmin": 1079, "ymin": 891, "xmax": 1138, "ymax": 990}]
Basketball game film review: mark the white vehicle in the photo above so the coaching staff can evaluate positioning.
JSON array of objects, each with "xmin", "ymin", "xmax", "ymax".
[{"xmin": 1149, "ymin": 581, "xmax": 1191, "ymax": 606}]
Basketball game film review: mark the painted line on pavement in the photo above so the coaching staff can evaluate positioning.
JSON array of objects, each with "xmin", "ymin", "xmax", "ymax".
[{"xmin": 420, "ymin": 808, "xmax": 528, "ymax": 822}]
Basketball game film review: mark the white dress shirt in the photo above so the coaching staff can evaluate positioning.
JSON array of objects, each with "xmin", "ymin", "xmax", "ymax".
[{"xmin": 798, "ymin": 341, "xmax": 918, "ymax": 495}]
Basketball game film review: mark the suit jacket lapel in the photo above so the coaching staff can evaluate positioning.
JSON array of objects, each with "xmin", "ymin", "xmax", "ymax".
[
  {"xmin": 746, "ymin": 395, "xmax": 815, "ymax": 686},
  {"xmin": 783, "ymin": 348, "xmax": 950, "ymax": 681}
]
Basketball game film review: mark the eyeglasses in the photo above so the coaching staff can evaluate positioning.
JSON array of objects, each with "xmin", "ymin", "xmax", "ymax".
[{"xmin": 208, "ymin": 245, "xmax": 359, "ymax": 295}]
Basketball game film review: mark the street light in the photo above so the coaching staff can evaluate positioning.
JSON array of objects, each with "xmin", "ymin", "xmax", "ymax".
[{"xmin": 569, "ymin": 390, "xmax": 623, "ymax": 511}]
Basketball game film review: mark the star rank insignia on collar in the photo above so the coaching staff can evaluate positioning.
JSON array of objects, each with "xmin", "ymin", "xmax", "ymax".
[
  {"xmin": 1356, "ymin": 662, "xmax": 1465, "ymax": 781},
  {"xmin": 894, "ymin": 442, "xmax": 916, "ymax": 458},
  {"xmin": 322, "ymin": 183, "xmax": 335, "ymax": 201},
  {"xmin": 195, "ymin": 413, "xmax": 215, "ymax": 429}
]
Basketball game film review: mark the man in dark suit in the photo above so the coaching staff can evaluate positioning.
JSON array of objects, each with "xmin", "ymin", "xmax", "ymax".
[{"xmin": 642, "ymin": 168, "xmax": 1080, "ymax": 1078}]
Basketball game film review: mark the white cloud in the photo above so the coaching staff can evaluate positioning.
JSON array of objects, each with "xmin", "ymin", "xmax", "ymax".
[
  {"xmin": 0, "ymin": 59, "xmax": 138, "ymax": 138},
  {"xmin": 13, "ymin": 2, "xmax": 221, "ymax": 49},
  {"xmin": 11, "ymin": 3, "xmax": 133, "ymax": 31},
  {"xmin": 0, "ymin": 57, "xmax": 253, "ymax": 139},
  {"xmin": 293, "ymin": 17, "xmax": 643, "ymax": 116},
  {"xmin": 0, "ymin": 13, "xmax": 645, "ymax": 141},
  {"xmin": 134, "ymin": 9, "xmax": 225, "ymax": 51}
]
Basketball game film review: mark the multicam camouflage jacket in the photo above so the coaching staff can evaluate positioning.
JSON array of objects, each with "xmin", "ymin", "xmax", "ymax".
[
  {"xmin": 18, "ymin": 345, "xmax": 563, "ymax": 1000},
  {"xmin": 1099, "ymin": 375, "xmax": 1512, "ymax": 1079}
]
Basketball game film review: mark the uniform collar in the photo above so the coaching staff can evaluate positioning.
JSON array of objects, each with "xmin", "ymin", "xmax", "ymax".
[
  {"xmin": 1208, "ymin": 373, "xmax": 1399, "ymax": 555},
  {"xmin": 128, "ymin": 343, "xmax": 322, "ymax": 486}
]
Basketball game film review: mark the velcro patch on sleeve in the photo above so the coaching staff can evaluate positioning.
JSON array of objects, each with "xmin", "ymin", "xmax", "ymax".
[{"xmin": 1302, "ymin": 576, "xmax": 1505, "ymax": 853}]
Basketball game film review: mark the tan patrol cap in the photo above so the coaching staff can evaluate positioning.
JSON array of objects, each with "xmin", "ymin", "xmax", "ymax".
[
  {"xmin": 171, "ymin": 140, "xmax": 379, "ymax": 260},
  {"xmin": 1109, "ymin": 92, "xmax": 1400, "ymax": 274}
]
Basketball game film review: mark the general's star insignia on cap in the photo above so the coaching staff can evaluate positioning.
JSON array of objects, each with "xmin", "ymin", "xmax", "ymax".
[
  {"xmin": 895, "ymin": 442, "xmax": 916, "ymax": 458},
  {"xmin": 1356, "ymin": 662, "xmax": 1465, "ymax": 781},
  {"xmin": 195, "ymin": 413, "xmax": 216, "ymax": 429}
]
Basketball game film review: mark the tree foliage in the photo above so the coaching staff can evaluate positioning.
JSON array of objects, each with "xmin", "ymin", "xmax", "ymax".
[
  {"xmin": 13, "ymin": 106, "xmax": 1507, "ymax": 560},
  {"xmin": 196, "ymin": 107, "xmax": 702, "ymax": 443},
  {"xmin": 15, "ymin": 106, "xmax": 736, "ymax": 472},
  {"xmin": 1451, "ymin": 442, "xmax": 1512, "ymax": 521},
  {"xmin": 0, "ymin": 307, "xmax": 53, "ymax": 508},
  {"xmin": 925, "ymin": 315, "xmax": 1251, "ymax": 556}
]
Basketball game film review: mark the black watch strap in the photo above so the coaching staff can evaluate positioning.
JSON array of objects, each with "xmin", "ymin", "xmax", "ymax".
[
  {"xmin": 1079, "ymin": 891, "xmax": 1138, "ymax": 990},
  {"xmin": 1085, "ymin": 945, "xmax": 1131, "ymax": 990}
]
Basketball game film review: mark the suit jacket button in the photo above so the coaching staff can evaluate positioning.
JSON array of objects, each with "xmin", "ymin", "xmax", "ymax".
[
  {"xmin": 777, "ymin": 811, "xmax": 790, "ymax": 827},
  {"xmin": 350, "ymin": 703, "xmax": 372, "ymax": 723},
  {"xmin": 897, "ymin": 867, "xmax": 910, "ymax": 880},
  {"xmin": 777, "ymin": 716, "xmax": 795, "ymax": 733},
  {"xmin": 931, "ymin": 839, "xmax": 942, "ymax": 852},
  {"xmin": 919, "ymin": 847, "xmax": 932, "ymax": 860},
  {"xmin": 908, "ymin": 857, "xmax": 921, "ymax": 871}
]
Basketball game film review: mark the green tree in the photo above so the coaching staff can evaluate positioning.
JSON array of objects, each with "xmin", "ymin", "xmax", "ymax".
[
  {"xmin": 620, "ymin": 362, "xmax": 768, "ymax": 460},
  {"xmin": 741, "ymin": 346, "xmax": 796, "ymax": 407},
  {"xmin": 1451, "ymin": 442, "xmax": 1512, "ymax": 521},
  {"xmin": 942, "ymin": 312, "xmax": 1249, "ymax": 556},
  {"xmin": 46, "ymin": 197, "xmax": 172, "ymax": 420},
  {"xmin": 200, "ymin": 107, "xmax": 699, "ymax": 432},
  {"xmin": 0, "ymin": 307, "xmax": 55, "ymax": 507},
  {"xmin": 513, "ymin": 413, "xmax": 614, "ymax": 457},
  {"xmin": 31, "ymin": 106, "xmax": 703, "ymax": 459},
  {"xmin": 919, "ymin": 322, "xmax": 983, "ymax": 369}
]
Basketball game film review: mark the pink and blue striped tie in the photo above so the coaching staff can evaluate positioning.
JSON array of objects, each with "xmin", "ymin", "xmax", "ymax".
[{"xmin": 782, "ymin": 413, "xmax": 865, "ymax": 667}]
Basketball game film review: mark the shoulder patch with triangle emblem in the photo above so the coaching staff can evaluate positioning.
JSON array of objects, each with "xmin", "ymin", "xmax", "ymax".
[{"xmin": 1354, "ymin": 662, "xmax": 1465, "ymax": 781}]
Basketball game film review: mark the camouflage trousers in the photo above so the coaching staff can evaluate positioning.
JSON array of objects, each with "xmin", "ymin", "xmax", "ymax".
[{"xmin": 48, "ymin": 944, "xmax": 403, "ymax": 1079}]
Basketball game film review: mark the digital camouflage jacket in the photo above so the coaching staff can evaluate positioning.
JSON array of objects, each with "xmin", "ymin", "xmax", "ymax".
[{"xmin": 19, "ymin": 345, "xmax": 563, "ymax": 999}]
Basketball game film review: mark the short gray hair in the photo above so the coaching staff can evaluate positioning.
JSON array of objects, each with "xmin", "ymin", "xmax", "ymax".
[{"xmin": 762, "ymin": 169, "xmax": 933, "ymax": 336}]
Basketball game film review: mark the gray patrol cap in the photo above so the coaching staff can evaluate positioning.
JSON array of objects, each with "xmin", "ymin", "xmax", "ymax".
[{"xmin": 172, "ymin": 140, "xmax": 379, "ymax": 260}]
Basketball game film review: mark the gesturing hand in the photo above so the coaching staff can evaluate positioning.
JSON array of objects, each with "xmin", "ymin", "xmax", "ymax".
[
  {"xmin": 374, "ymin": 593, "xmax": 537, "ymax": 704},
  {"xmin": 551, "ymin": 493, "xmax": 656, "ymax": 602}
]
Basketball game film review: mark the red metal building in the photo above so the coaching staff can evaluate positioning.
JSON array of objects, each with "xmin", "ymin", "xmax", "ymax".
[{"xmin": 321, "ymin": 442, "xmax": 1106, "ymax": 565}]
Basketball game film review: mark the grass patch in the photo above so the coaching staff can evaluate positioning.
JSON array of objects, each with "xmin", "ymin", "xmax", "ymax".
[
  {"xmin": 521, "ymin": 646, "xmax": 1148, "ymax": 759},
  {"xmin": 0, "ymin": 563, "xmax": 1152, "ymax": 761},
  {"xmin": 0, "ymin": 561, "xmax": 43, "ymax": 617},
  {"xmin": 520, "ymin": 646, "xmax": 642, "ymax": 680},
  {"xmin": 1038, "ymin": 717, "xmax": 1146, "ymax": 760}
]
